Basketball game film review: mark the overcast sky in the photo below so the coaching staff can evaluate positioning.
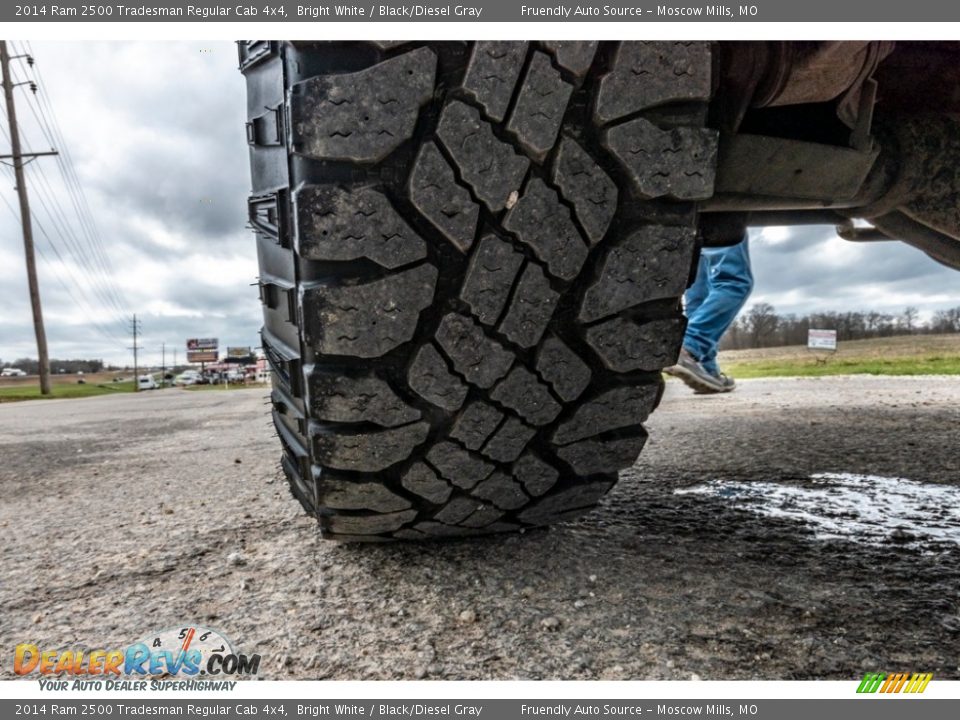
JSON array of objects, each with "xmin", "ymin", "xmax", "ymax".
[{"xmin": 1, "ymin": 41, "xmax": 957, "ymax": 367}]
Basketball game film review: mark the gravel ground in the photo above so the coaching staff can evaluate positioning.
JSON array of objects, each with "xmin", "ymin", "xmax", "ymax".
[{"xmin": 1, "ymin": 376, "xmax": 958, "ymax": 680}]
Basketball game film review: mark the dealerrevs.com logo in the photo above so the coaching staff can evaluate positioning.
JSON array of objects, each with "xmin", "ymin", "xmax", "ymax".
[{"xmin": 15, "ymin": 626, "xmax": 260, "ymax": 690}]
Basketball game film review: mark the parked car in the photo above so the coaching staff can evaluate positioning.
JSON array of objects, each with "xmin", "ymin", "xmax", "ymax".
[
  {"xmin": 137, "ymin": 375, "xmax": 158, "ymax": 391},
  {"xmin": 174, "ymin": 371, "xmax": 201, "ymax": 386},
  {"xmin": 0, "ymin": 368, "xmax": 27, "ymax": 377}
]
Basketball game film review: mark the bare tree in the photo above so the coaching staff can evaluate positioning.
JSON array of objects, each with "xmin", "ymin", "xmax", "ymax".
[
  {"xmin": 745, "ymin": 302, "xmax": 780, "ymax": 347},
  {"xmin": 900, "ymin": 306, "xmax": 920, "ymax": 333}
]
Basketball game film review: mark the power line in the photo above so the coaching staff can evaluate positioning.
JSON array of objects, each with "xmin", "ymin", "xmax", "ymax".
[
  {"xmin": 129, "ymin": 314, "xmax": 141, "ymax": 390},
  {"xmin": 0, "ymin": 136, "xmax": 129, "ymax": 325},
  {"xmin": 0, "ymin": 174, "xmax": 127, "ymax": 347},
  {"xmin": 1, "ymin": 40, "xmax": 51, "ymax": 394},
  {"xmin": 17, "ymin": 41, "xmax": 124, "ymax": 311},
  {"xmin": 2, "ymin": 53, "xmax": 127, "ymax": 318},
  {"xmin": 0, "ymin": 95, "xmax": 127, "ymax": 328}
]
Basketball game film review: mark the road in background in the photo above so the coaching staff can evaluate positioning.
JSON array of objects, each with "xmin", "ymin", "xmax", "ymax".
[{"xmin": 0, "ymin": 377, "xmax": 958, "ymax": 679}]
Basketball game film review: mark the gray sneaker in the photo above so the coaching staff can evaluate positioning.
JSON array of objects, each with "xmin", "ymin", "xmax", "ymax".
[{"xmin": 664, "ymin": 348, "xmax": 736, "ymax": 394}]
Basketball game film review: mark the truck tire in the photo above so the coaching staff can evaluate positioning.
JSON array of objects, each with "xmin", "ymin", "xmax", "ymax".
[{"xmin": 241, "ymin": 41, "xmax": 717, "ymax": 540}]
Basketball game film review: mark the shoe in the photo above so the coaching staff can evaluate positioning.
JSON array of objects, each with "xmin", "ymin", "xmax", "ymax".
[{"xmin": 664, "ymin": 348, "xmax": 736, "ymax": 394}]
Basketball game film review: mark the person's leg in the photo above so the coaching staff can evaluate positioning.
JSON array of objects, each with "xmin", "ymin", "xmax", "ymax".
[
  {"xmin": 682, "ymin": 236, "xmax": 753, "ymax": 375},
  {"xmin": 683, "ymin": 251, "xmax": 711, "ymax": 320}
]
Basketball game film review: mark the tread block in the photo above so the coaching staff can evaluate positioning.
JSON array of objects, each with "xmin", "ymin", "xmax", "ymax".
[
  {"xmin": 551, "ymin": 386, "xmax": 659, "ymax": 445},
  {"xmin": 409, "ymin": 142, "xmax": 479, "ymax": 253},
  {"xmin": 536, "ymin": 336, "xmax": 591, "ymax": 402},
  {"xmin": 292, "ymin": 47, "xmax": 437, "ymax": 163},
  {"xmin": 595, "ymin": 42, "xmax": 712, "ymax": 124},
  {"xmin": 552, "ymin": 138, "xmax": 617, "ymax": 245},
  {"xmin": 462, "ymin": 41, "xmax": 528, "ymax": 122},
  {"xmin": 408, "ymin": 342, "xmax": 468, "ymax": 411},
  {"xmin": 393, "ymin": 528, "xmax": 428, "ymax": 540},
  {"xmin": 497, "ymin": 263, "xmax": 560, "ymax": 348},
  {"xmin": 321, "ymin": 477, "xmax": 412, "ymax": 512},
  {"xmin": 303, "ymin": 263, "xmax": 438, "ymax": 357},
  {"xmin": 507, "ymin": 51, "xmax": 574, "ymax": 161},
  {"xmin": 471, "ymin": 470, "xmax": 528, "ymax": 510},
  {"xmin": 327, "ymin": 509, "xmax": 417, "ymax": 536},
  {"xmin": 556, "ymin": 434, "xmax": 647, "ymax": 476},
  {"xmin": 296, "ymin": 185, "xmax": 426, "ymax": 269},
  {"xmin": 481, "ymin": 416, "xmax": 537, "ymax": 463},
  {"xmin": 542, "ymin": 41, "xmax": 598, "ymax": 77},
  {"xmin": 604, "ymin": 118, "xmax": 718, "ymax": 200},
  {"xmin": 309, "ymin": 372, "xmax": 421, "ymax": 427},
  {"xmin": 459, "ymin": 504, "xmax": 505, "ymax": 528},
  {"xmin": 437, "ymin": 100, "xmax": 530, "ymax": 212},
  {"xmin": 504, "ymin": 178, "xmax": 588, "ymax": 281},
  {"xmin": 433, "ymin": 496, "xmax": 484, "ymax": 525},
  {"xmin": 459, "ymin": 234, "xmax": 524, "ymax": 325},
  {"xmin": 490, "ymin": 365, "xmax": 562, "ymax": 426},
  {"xmin": 313, "ymin": 422, "xmax": 430, "ymax": 472},
  {"xmin": 450, "ymin": 401, "xmax": 504, "ymax": 451},
  {"xmin": 512, "ymin": 453, "xmax": 559, "ymax": 497},
  {"xmin": 426, "ymin": 441, "xmax": 496, "ymax": 489},
  {"xmin": 402, "ymin": 461, "xmax": 453, "ymax": 504},
  {"xmin": 435, "ymin": 313, "xmax": 514, "ymax": 389},
  {"xmin": 579, "ymin": 225, "xmax": 695, "ymax": 323},
  {"xmin": 517, "ymin": 481, "xmax": 613, "ymax": 525},
  {"xmin": 585, "ymin": 317, "xmax": 685, "ymax": 372}
]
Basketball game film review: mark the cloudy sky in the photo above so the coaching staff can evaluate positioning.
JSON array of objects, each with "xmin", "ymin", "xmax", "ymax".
[{"xmin": 1, "ymin": 41, "xmax": 957, "ymax": 367}]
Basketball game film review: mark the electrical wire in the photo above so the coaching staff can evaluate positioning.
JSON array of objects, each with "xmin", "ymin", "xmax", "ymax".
[{"xmin": 10, "ymin": 42, "xmax": 127, "ymax": 316}]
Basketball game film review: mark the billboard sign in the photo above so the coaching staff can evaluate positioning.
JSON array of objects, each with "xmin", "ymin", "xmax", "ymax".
[
  {"xmin": 187, "ymin": 338, "xmax": 218, "ymax": 351},
  {"xmin": 227, "ymin": 346, "xmax": 252, "ymax": 359},
  {"xmin": 187, "ymin": 338, "xmax": 218, "ymax": 363},
  {"xmin": 807, "ymin": 329, "xmax": 838, "ymax": 351}
]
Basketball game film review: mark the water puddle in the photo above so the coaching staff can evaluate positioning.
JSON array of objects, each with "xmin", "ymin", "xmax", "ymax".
[{"xmin": 676, "ymin": 472, "xmax": 960, "ymax": 549}]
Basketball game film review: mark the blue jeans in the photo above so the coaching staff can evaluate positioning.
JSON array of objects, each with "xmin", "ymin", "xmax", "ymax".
[{"xmin": 683, "ymin": 236, "xmax": 753, "ymax": 375}]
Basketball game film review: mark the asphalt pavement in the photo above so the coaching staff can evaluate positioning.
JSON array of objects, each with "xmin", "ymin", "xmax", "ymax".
[{"xmin": 0, "ymin": 376, "xmax": 958, "ymax": 680}]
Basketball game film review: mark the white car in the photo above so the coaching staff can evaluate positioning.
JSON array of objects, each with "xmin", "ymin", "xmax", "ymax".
[
  {"xmin": 1, "ymin": 368, "xmax": 27, "ymax": 377},
  {"xmin": 174, "ymin": 371, "xmax": 201, "ymax": 386},
  {"xmin": 137, "ymin": 375, "xmax": 158, "ymax": 390}
]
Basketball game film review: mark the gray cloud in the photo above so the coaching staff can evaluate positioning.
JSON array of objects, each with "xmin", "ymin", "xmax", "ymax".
[
  {"xmin": 1, "ymin": 41, "xmax": 258, "ymax": 365},
  {"xmin": 1, "ymin": 42, "xmax": 958, "ymax": 368}
]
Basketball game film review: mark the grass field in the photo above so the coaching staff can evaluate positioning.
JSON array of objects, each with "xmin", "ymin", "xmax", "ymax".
[
  {"xmin": 2, "ymin": 335, "xmax": 956, "ymax": 402},
  {"xmin": 0, "ymin": 380, "xmax": 136, "ymax": 402},
  {"xmin": 718, "ymin": 334, "xmax": 960, "ymax": 378}
]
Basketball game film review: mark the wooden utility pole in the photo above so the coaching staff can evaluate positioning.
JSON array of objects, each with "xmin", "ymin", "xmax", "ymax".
[
  {"xmin": 129, "ymin": 314, "xmax": 140, "ymax": 391},
  {"xmin": 1, "ymin": 40, "xmax": 55, "ymax": 395}
]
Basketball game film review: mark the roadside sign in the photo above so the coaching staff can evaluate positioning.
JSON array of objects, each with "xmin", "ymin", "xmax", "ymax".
[
  {"xmin": 187, "ymin": 338, "xmax": 218, "ymax": 350},
  {"xmin": 808, "ymin": 329, "xmax": 838, "ymax": 351},
  {"xmin": 186, "ymin": 338, "xmax": 218, "ymax": 363},
  {"xmin": 227, "ymin": 346, "xmax": 252, "ymax": 359}
]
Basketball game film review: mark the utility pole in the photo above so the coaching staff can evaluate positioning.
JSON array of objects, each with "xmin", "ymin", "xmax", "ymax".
[
  {"xmin": 161, "ymin": 342, "xmax": 166, "ymax": 388},
  {"xmin": 1, "ymin": 41, "xmax": 58, "ymax": 396},
  {"xmin": 129, "ymin": 314, "xmax": 141, "ymax": 391}
]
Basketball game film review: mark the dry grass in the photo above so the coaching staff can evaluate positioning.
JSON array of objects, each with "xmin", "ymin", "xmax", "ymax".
[{"xmin": 718, "ymin": 334, "xmax": 960, "ymax": 378}]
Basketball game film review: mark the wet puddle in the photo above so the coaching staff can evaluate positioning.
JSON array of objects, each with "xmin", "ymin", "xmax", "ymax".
[{"xmin": 676, "ymin": 473, "xmax": 960, "ymax": 549}]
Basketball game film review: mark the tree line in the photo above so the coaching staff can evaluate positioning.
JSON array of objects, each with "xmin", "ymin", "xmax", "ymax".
[
  {"xmin": 0, "ymin": 358, "xmax": 107, "ymax": 374},
  {"xmin": 720, "ymin": 304, "xmax": 960, "ymax": 350}
]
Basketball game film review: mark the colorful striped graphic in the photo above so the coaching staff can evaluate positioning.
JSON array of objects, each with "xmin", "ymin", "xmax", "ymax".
[{"xmin": 857, "ymin": 672, "xmax": 933, "ymax": 694}]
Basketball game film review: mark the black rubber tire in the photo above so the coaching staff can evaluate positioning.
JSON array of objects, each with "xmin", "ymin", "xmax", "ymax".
[{"xmin": 240, "ymin": 41, "xmax": 717, "ymax": 540}]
